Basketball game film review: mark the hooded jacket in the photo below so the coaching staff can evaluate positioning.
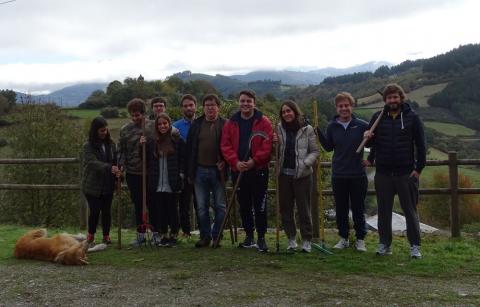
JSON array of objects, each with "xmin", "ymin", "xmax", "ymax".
[
  {"xmin": 366, "ymin": 103, "xmax": 426, "ymax": 176},
  {"xmin": 221, "ymin": 109, "xmax": 273, "ymax": 172}
]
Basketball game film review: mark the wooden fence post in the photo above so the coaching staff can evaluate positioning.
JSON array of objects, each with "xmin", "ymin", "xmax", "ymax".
[
  {"xmin": 448, "ymin": 151, "xmax": 460, "ymax": 238},
  {"xmin": 311, "ymin": 161, "xmax": 320, "ymax": 240},
  {"xmin": 78, "ymin": 152, "xmax": 87, "ymax": 230}
]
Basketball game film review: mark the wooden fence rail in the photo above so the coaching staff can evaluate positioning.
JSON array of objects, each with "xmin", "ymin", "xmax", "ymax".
[{"xmin": 1, "ymin": 152, "xmax": 479, "ymax": 238}]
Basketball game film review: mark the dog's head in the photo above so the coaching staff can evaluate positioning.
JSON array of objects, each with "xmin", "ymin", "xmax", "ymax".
[{"xmin": 54, "ymin": 241, "xmax": 89, "ymax": 265}]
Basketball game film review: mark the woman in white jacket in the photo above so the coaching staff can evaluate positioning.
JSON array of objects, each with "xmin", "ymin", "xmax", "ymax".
[{"xmin": 274, "ymin": 100, "xmax": 319, "ymax": 252}]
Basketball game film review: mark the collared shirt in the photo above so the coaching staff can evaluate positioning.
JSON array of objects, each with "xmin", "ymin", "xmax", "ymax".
[{"xmin": 173, "ymin": 117, "xmax": 194, "ymax": 141}]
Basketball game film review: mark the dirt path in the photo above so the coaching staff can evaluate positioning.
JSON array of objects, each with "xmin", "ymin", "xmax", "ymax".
[{"xmin": 1, "ymin": 263, "xmax": 479, "ymax": 306}]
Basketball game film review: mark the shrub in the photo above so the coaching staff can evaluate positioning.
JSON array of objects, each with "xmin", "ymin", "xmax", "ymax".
[
  {"xmin": 418, "ymin": 171, "xmax": 480, "ymax": 228},
  {"xmin": 100, "ymin": 106, "xmax": 119, "ymax": 118},
  {"xmin": 1, "ymin": 103, "xmax": 83, "ymax": 226}
]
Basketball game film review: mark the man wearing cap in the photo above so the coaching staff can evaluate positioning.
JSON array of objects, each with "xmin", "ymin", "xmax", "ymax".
[{"xmin": 221, "ymin": 89, "xmax": 273, "ymax": 252}]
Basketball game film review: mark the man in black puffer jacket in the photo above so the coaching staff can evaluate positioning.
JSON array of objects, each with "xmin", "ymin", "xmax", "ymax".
[{"xmin": 364, "ymin": 83, "xmax": 426, "ymax": 259}]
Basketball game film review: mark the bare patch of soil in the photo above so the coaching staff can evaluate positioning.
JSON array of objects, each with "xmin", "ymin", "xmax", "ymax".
[{"xmin": 1, "ymin": 263, "xmax": 479, "ymax": 306}]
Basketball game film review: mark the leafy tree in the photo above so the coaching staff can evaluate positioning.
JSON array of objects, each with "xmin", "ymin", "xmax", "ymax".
[
  {"xmin": 100, "ymin": 106, "xmax": 120, "ymax": 118},
  {"xmin": 374, "ymin": 65, "xmax": 391, "ymax": 77},
  {"xmin": 0, "ymin": 90, "xmax": 16, "ymax": 115},
  {"xmin": 78, "ymin": 90, "xmax": 109, "ymax": 109}
]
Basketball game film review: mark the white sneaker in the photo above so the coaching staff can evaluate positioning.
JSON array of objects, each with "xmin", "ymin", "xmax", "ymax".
[
  {"xmin": 410, "ymin": 245, "xmax": 422, "ymax": 259},
  {"xmin": 376, "ymin": 243, "xmax": 392, "ymax": 256},
  {"xmin": 355, "ymin": 239, "xmax": 367, "ymax": 252},
  {"xmin": 302, "ymin": 241, "xmax": 312, "ymax": 253},
  {"xmin": 333, "ymin": 238, "xmax": 349, "ymax": 249},
  {"xmin": 287, "ymin": 239, "xmax": 298, "ymax": 251}
]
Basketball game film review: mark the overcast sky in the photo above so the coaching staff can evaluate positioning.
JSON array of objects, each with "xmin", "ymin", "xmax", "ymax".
[{"xmin": 1, "ymin": 0, "xmax": 479, "ymax": 94}]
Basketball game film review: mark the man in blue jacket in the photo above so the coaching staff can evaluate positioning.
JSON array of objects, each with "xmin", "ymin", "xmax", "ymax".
[
  {"xmin": 364, "ymin": 83, "xmax": 426, "ymax": 259},
  {"xmin": 318, "ymin": 92, "xmax": 369, "ymax": 252},
  {"xmin": 173, "ymin": 94, "xmax": 197, "ymax": 237}
]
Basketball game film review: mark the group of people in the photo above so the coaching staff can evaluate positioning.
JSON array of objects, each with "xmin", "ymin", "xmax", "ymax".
[{"xmin": 81, "ymin": 83, "xmax": 426, "ymax": 258}]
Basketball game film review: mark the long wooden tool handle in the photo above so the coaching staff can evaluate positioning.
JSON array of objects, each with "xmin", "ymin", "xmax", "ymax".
[
  {"xmin": 117, "ymin": 177, "xmax": 122, "ymax": 249},
  {"xmin": 274, "ymin": 125, "xmax": 281, "ymax": 252},
  {"xmin": 356, "ymin": 110, "xmax": 384, "ymax": 153},
  {"xmin": 141, "ymin": 117, "xmax": 147, "ymax": 217},
  {"xmin": 213, "ymin": 172, "xmax": 243, "ymax": 248}
]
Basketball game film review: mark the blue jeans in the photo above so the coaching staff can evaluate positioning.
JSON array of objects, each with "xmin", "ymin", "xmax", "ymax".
[{"xmin": 194, "ymin": 166, "xmax": 226, "ymax": 240}]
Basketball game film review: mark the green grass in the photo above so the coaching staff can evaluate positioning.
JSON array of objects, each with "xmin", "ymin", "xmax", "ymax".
[
  {"xmin": 427, "ymin": 147, "xmax": 448, "ymax": 160},
  {"xmin": 357, "ymin": 83, "xmax": 448, "ymax": 108},
  {"xmin": 64, "ymin": 108, "xmax": 102, "ymax": 119},
  {"xmin": 408, "ymin": 83, "xmax": 448, "ymax": 107},
  {"xmin": 424, "ymin": 121, "xmax": 476, "ymax": 136},
  {"xmin": 2, "ymin": 224, "xmax": 480, "ymax": 278},
  {"xmin": 64, "ymin": 108, "xmax": 127, "ymax": 119}
]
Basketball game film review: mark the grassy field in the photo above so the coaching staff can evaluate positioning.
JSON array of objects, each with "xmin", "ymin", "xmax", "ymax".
[
  {"xmin": 357, "ymin": 83, "xmax": 448, "ymax": 108},
  {"xmin": 64, "ymin": 108, "xmax": 103, "ymax": 119},
  {"xmin": 428, "ymin": 146, "xmax": 448, "ymax": 160},
  {"xmin": 408, "ymin": 83, "xmax": 448, "ymax": 107},
  {"xmin": 424, "ymin": 121, "xmax": 476, "ymax": 137},
  {"xmin": 1, "ymin": 224, "xmax": 480, "ymax": 305}
]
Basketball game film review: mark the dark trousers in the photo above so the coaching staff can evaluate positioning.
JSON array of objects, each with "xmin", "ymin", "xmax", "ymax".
[
  {"xmin": 331, "ymin": 176, "xmax": 368, "ymax": 240},
  {"xmin": 278, "ymin": 174, "xmax": 313, "ymax": 241},
  {"xmin": 178, "ymin": 178, "xmax": 196, "ymax": 234},
  {"xmin": 126, "ymin": 173, "xmax": 146, "ymax": 233},
  {"xmin": 374, "ymin": 172, "xmax": 421, "ymax": 246},
  {"xmin": 234, "ymin": 169, "xmax": 269, "ymax": 238},
  {"xmin": 85, "ymin": 193, "xmax": 113, "ymax": 236},
  {"xmin": 152, "ymin": 192, "xmax": 179, "ymax": 236}
]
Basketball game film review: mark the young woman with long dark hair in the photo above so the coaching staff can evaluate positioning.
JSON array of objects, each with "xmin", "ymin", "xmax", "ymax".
[
  {"xmin": 142, "ymin": 113, "xmax": 185, "ymax": 247},
  {"xmin": 82, "ymin": 116, "xmax": 121, "ymax": 245}
]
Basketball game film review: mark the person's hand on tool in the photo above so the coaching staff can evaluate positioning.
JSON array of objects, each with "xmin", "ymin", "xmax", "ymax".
[
  {"xmin": 363, "ymin": 130, "xmax": 374, "ymax": 140},
  {"xmin": 236, "ymin": 161, "xmax": 248, "ymax": 172},
  {"xmin": 216, "ymin": 160, "xmax": 225, "ymax": 171},
  {"xmin": 245, "ymin": 159, "xmax": 255, "ymax": 170},
  {"xmin": 362, "ymin": 160, "xmax": 371, "ymax": 167},
  {"xmin": 272, "ymin": 132, "xmax": 278, "ymax": 143},
  {"xmin": 112, "ymin": 165, "xmax": 122, "ymax": 177},
  {"xmin": 139, "ymin": 135, "xmax": 146, "ymax": 144}
]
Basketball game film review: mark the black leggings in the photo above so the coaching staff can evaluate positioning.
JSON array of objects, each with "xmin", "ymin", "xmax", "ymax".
[
  {"xmin": 85, "ymin": 193, "xmax": 113, "ymax": 236},
  {"xmin": 151, "ymin": 192, "xmax": 179, "ymax": 235}
]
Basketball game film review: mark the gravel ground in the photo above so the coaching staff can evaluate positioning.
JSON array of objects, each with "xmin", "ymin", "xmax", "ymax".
[{"xmin": 1, "ymin": 263, "xmax": 480, "ymax": 306}]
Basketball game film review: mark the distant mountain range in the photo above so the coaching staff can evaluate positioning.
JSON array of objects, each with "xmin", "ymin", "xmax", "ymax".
[
  {"xmin": 12, "ymin": 61, "xmax": 390, "ymax": 107},
  {"xmin": 229, "ymin": 61, "xmax": 391, "ymax": 85},
  {"xmin": 15, "ymin": 83, "xmax": 108, "ymax": 107}
]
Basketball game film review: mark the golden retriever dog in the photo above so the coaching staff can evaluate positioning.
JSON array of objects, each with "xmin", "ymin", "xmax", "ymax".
[{"xmin": 14, "ymin": 229, "xmax": 106, "ymax": 265}]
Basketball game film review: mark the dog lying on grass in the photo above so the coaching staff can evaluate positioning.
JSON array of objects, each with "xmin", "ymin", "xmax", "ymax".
[{"xmin": 14, "ymin": 229, "xmax": 107, "ymax": 265}]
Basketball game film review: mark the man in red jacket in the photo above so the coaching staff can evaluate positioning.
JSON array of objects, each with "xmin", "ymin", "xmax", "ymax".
[{"xmin": 221, "ymin": 89, "xmax": 273, "ymax": 252}]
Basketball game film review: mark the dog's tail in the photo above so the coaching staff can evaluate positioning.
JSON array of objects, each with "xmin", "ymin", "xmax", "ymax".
[{"xmin": 88, "ymin": 243, "xmax": 108, "ymax": 253}]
